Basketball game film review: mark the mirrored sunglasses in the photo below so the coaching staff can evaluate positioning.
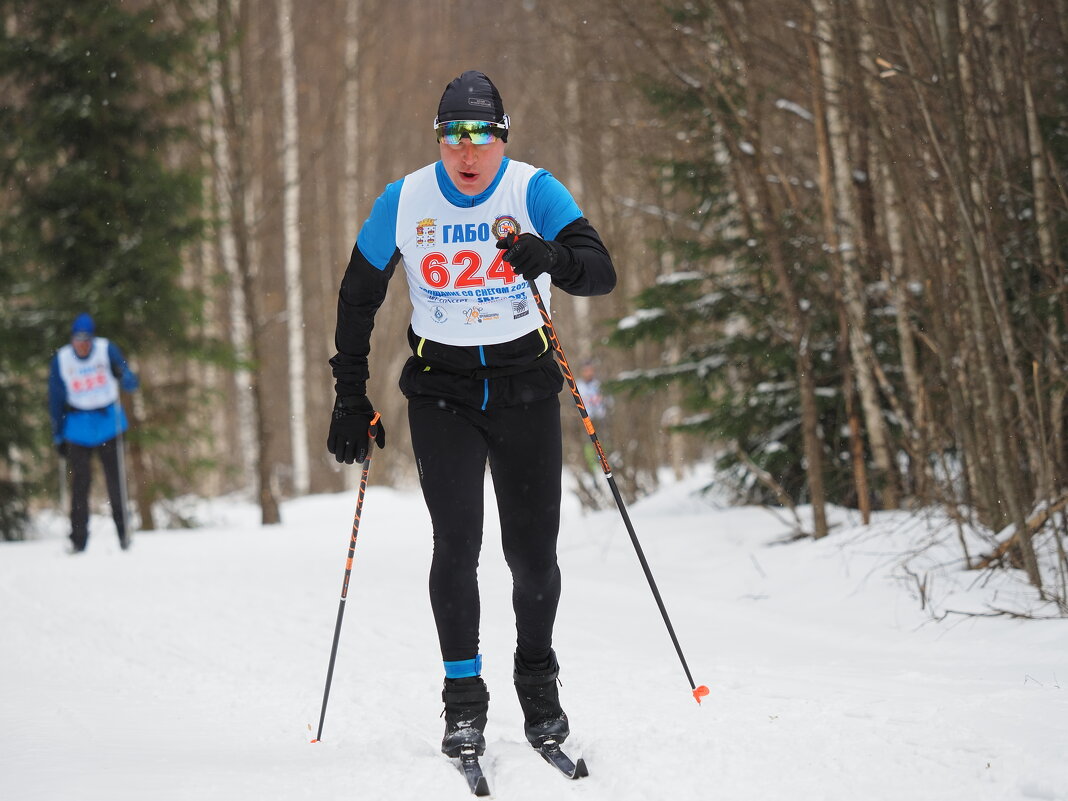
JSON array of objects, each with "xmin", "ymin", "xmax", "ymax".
[{"xmin": 434, "ymin": 118, "xmax": 508, "ymax": 146}]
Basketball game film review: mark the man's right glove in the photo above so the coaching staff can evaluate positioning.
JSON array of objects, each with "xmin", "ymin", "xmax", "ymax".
[
  {"xmin": 327, "ymin": 395, "xmax": 386, "ymax": 464},
  {"xmin": 55, "ymin": 440, "xmax": 68, "ymax": 458}
]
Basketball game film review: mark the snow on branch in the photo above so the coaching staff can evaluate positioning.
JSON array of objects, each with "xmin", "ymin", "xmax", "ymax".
[
  {"xmin": 615, "ymin": 354, "xmax": 727, "ymax": 382},
  {"xmin": 774, "ymin": 98, "xmax": 814, "ymax": 123},
  {"xmin": 617, "ymin": 308, "xmax": 666, "ymax": 330},
  {"xmin": 656, "ymin": 271, "xmax": 706, "ymax": 285}
]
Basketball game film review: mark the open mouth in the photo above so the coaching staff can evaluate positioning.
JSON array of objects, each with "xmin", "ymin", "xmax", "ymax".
[{"xmin": 460, "ymin": 171, "xmax": 477, "ymax": 180}]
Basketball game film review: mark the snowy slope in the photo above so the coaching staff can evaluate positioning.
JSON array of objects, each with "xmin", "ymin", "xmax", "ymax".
[{"xmin": 1, "ymin": 470, "xmax": 1066, "ymax": 801}]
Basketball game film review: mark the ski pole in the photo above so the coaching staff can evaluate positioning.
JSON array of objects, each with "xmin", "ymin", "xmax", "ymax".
[
  {"xmin": 114, "ymin": 401, "xmax": 132, "ymax": 547},
  {"xmin": 311, "ymin": 413, "xmax": 381, "ymax": 742},
  {"xmin": 530, "ymin": 282, "xmax": 709, "ymax": 705},
  {"xmin": 58, "ymin": 452, "xmax": 69, "ymax": 516}
]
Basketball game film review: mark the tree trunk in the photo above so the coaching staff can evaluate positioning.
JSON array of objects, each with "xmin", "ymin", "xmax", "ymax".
[
  {"xmin": 812, "ymin": 0, "xmax": 900, "ymax": 509},
  {"xmin": 938, "ymin": 0, "xmax": 1038, "ymax": 584},
  {"xmin": 807, "ymin": 8, "xmax": 871, "ymax": 521},
  {"xmin": 278, "ymin": 0, "xmax": 309, "ymax": 496},
  {"xmin": 1018, "ymin": 9, "xmax": 1059, "ymax": 500},
  {"xmin": 216, "ymin": 0, "xmax": 279, "ymax": 525},
  {"xmin": 855, "ymin": 0, "xmax": 930, "ymax": 501},
  {"xmin": 752, "ymin": 152, "xmax": 829, "ymax": 538},
  {"xmin": 209, "ymin": 0, "xmax": 255, "ymax": 496},
  {"xmin": 879, "ymin": 157, "xmax": 929, "ymax": 497}
]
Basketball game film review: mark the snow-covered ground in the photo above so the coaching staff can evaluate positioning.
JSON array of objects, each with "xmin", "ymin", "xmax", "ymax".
[{"xmin": 2, "ymin": 468, "xmax": 1066, "ymax": 801}]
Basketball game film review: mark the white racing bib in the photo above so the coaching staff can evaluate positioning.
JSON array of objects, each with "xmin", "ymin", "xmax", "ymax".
[
  {"xmin": 396, "ymin": 160, "xmax": 553, "ymax": 346},
  {"xmin": 57, "ymin": 338, "xmax": 120, "ymax": 410}
]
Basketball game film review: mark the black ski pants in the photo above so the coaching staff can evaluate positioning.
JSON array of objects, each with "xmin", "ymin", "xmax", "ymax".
[
  {"xmin": 67, "ymin": 438, "xmax": 126, "ymax": 551},
  {"xmin": 408, "ymin": 393, "xmax": 562, "ymax": 667}
]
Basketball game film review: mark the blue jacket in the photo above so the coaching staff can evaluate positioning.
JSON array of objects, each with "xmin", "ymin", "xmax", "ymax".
[{"xmin": 49, "ymin": 339, "xmax": 140, "ymax": 447}]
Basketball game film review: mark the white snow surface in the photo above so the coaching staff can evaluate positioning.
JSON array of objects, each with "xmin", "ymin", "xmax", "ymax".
[{"xmin": 2, "ymin": 469, "xmax": 1066, "ymax": 801}]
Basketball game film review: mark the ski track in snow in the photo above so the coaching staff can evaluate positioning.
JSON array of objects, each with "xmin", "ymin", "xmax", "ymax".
[{"xmin": 2, "ymin": 473, "xmax": 1066, "ymax": 801}]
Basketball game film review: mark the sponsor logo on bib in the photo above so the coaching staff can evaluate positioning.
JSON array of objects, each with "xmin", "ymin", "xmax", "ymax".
[
  {"xmin": 491, "ymin": 215, "xmax": 520, "ymax": 240},
  {"xmin": 416, "ymin": 218, "xmax": 437, "ymax": 248},
  {"xmin": 463, "ymin": 306, "xmax": 501, "ymax": 325},
  {"xmin": 511, "ymin": 297, "xmax": 530, "ymax": 320}
]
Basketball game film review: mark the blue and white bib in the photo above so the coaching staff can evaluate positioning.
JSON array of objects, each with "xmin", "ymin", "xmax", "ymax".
[
  {"xmin": 57, "ymin": 338, "xmax": 120, "ymax": 410},
  {"xmin": 395, "ymin": 160, "xmax": 553, "ymax": 346}
]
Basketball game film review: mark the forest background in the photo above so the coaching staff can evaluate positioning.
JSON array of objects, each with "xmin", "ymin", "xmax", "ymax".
[{"xmin": 2, "ymin": 0, "xmax": 1067, "ymax": 614}]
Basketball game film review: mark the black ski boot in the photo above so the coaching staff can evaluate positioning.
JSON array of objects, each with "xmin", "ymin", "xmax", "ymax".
[
  {"xmin": 513, "ymin": 649, "xmax": 569, "ymax": 747},
  {"xmin": 441, "ymin": 676, "xmax": 490, "ymax": 758}
]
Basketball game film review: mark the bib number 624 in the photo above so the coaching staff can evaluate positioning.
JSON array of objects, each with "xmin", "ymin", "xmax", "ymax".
[{"xmin": 420, "ymin": 249, "xmax": 516, "ymax": 290}]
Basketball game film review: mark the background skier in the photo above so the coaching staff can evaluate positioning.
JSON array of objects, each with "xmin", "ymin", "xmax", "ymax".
[{"xmin": 49, "ymin": 313, "xmax": 140, "ymax": 553}]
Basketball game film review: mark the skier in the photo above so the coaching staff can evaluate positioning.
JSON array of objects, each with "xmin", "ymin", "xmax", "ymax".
[
  {"xmin": 327, "ymin": 70, "xmax": 616, "ymax": 760},
  {"xmin": 575, "ymin": 362, "xmax": 610, "ymax": 474},
  {"xmin": 49, "ymin": 312, "xmax": 140, "ymax": 553}
]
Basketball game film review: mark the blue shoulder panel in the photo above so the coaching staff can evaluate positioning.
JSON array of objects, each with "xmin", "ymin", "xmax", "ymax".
[
  {"xmin": 356, "ymin": 178, "xmax": 405, "ymax": 270},
  {"xmin": 106, "ymin": 341, "xmax": 139, "ymax": 391},
  {"xmin": 527, "ymin": 170, "xmax": 582, "ymax": 241},
  {"xmin": 107, "ymin": 341, "xmax": 127, "ymax": 372}
]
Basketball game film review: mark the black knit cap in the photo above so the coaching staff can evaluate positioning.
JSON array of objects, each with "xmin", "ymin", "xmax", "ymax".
[{"xmin": 436, "ymin": 70, "xmax": 507, "ymax": 128}]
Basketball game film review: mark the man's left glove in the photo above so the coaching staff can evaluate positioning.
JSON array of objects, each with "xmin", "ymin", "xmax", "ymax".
[
  {"xmin": 120, "ymin": 370, "xmax": 140, "ymax": 392},
  {"xmin": 327, "ymin": 395, "xmax": 386, "ymax": 464},
  {"xmin": 496, "ymin": 233, "xmax": 568, "ymax": 281}
]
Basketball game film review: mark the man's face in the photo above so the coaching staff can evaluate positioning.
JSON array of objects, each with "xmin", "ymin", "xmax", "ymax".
[
  {"xmin": 72, "ymin": 335, "xmax": 91, "ymax": 357},
  {"xmin": 439, "ymin": 137, "xmax": 506, "ymax": 196}
]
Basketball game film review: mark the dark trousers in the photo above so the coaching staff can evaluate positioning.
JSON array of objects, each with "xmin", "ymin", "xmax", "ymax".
[
  {"xmin": 67, "ymin": 438, "xmax": 126, "ymax": 551},
  {"xmin": 408, "ymin": 394, "xmax": 562, "ymax": 666}
]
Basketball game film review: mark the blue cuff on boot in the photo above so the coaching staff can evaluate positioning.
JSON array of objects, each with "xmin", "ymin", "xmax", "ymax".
[{"xmin": 444, "ymin": 655, "xmax": 482, "ymax": 678}]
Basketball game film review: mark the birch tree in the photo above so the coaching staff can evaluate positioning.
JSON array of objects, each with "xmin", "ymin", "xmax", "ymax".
[
  {"xmin": 213, "ymin": 0, "xmax": 280, "ymax": 524},
  {"xmin": 277, "ymin": 0, "xmax": 309, "ymax": 495},
  {"xmin": 811, "ymin": 0, "xmax": 900, "ymax": 509}
]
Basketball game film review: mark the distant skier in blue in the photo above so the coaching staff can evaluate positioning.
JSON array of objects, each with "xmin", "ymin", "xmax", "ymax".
[
  {"xmin": 327, "ymin": 71, "xmax": 616, "ymax": 759},
  {"xmin": 49, "ymin": 313, "xmax": 140, "ymax": 553}
]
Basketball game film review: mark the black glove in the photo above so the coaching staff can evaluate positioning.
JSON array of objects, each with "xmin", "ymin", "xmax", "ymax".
[
  {"xmin": 496, "ymin": 233, "xmax": 567, "ymax": 281},
  {"xmin": 56, "ymin": 441, "xmax": 68, "ymax": 458},
  {"xmin": 327, "ymin": 396, "xmax": 386, "ymax": 464}
]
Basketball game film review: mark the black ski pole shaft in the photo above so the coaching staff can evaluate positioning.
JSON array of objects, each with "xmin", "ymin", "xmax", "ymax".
[
  {"xmin": 114, "ymin": 402, "xmax": 132, "ymax": 540},
  {"xmin": 530, "ymin": 285, "xmax": 709, "ymax": 704},
  {"xmin": 311, "ymin": 414, "xmax": 380, "ymax": 743}
]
